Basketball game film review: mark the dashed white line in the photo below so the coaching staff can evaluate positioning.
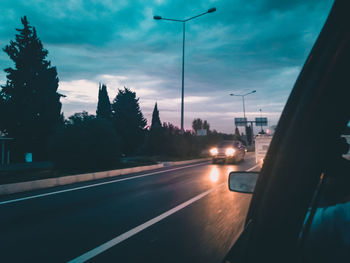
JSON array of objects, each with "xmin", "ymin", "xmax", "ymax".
[
  {"xmin": 245, "ymin": 163, "xmax": 260, "ymax": 172},
  {"xmin": 68, "ymin": 164, "xmax": 258, "ymax": 262},
  {"xmin": 0, "ymin": 162, "xmax": 207, "ymax": 206},
  {"xmin": 68, "ymin": 183, "xmax": 225, "ymax": 263}
]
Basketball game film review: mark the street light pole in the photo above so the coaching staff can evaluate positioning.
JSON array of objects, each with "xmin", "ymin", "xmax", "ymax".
[
  {"xmin": 230, "ymin": 90, "xmax": 256, "ymax": 145},
  {"xmin": 242, "ymin": 96, "xmax": 246, "ymax": 120},
  {"xmin": 154, "ymin": 8, "xmax": 216, "ymax": 133},
  {"xmin": 181, "ymin": 21, "xmax": 185, "ymax": 133},
  {"xmin": 230, "ymin": 90, "xmax": 256, "ymax": 126}
]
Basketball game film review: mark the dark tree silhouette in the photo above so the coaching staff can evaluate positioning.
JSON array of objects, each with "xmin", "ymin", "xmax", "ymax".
[
  {"xmin": 96, "ymin": 83, "xmax": 112, "ymax": 119},
  {"xmin": 150, "ymin": 102, "xmax": 161, "ymax": 130},
  {"xmin": 0, "ymin": 96, "xmax": 5, "ymax": 133},
  {"xmin": 147, "ymin": 103, "xmax": 163, "ymax": 155},
  {"xmin": 192, "ymin": 118, "xmax": 210, "ymax": 134},
  {"xmin": 234, "ymin": 127, "xmax": 241, "ymax": 140},
  {"xmin": 161, "ymin": 122, "xmax": 202, "ymax": 158},
  {"xmin": 203, "ymin": 120, "xmax": 210, "ymax": 133},
  {"xmin": 111, "ymin": 87, "xmax": 147, "ymax": 155},
  {"xmin": 66, "ymin": 111, "xmax": 95, "ymax": 125},
  {"xmin": 246, "ymin": 124, "xmax": 253, "ymax": 145},
  {"xmin": 192, "ymin": 118, "xmax": 203, "ymax": 133},
  {"xmin": 49, "ymin": 112, "xmax": 120, "ymax": 170},
  {"xmin": 1, "ymin": 16, "xmax": 63, "ymax": 161}
]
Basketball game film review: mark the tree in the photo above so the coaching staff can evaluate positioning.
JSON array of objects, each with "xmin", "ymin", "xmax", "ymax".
[
  {"xmin": 66, "ymin": 111, "xmax": 95, "ymax": 125},
  {"xmin": 96, "ymin": 83, "xmax": 112, "ymax": 120},
  {"xmin": 1, "ymin": 16, "xmax": 63, "ymax": 161},
  {"xmin": 192, "ymin": 118, "xmax": 210, "ymax": 134},
  {"xmin": 192, "ymin": 118, "xmax": 203, "ymax": 133},
  {"xmin": 49, "ymin": 112, "xmax": 120, "ymax": 170},
  {"xmin": 0, "ymin": 96, "xmax": 5, "ymax": 133},
  {"xmin": 111, "ymin": 87, "xmax": 147, "ymax": 155},
  {"xmin": 234, "ymin": 127, "xmax": 241, "ymax": 140},
  {"xmin": 246, "ymin": 125, "xmax": 253, "ymax": 145},
  {"xmin": 147, "ymin": 103, "xmax": 163, "ymax": 155},
  {"xmin": 150, "ymin": 102, "xmax": 161, "ymax": 130},
  {"xmin": 203, "ymin": 120, "xmax": 210, "ymax": 133},
  {"xmin": 161, "ymin": 122, "xmax": 202, "ymax": 158}
]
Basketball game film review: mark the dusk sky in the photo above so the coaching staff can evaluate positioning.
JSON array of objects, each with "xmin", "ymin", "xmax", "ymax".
[{"xmin": 0, "ymin": 0, "xmax": 333, "ymax": 133}]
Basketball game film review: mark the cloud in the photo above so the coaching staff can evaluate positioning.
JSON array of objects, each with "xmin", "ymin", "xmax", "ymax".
[{"xmin": 0, "ymin": 0, "xmax": 334, "ymax": 132}]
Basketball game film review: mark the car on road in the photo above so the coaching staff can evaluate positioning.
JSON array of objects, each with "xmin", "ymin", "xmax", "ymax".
[
  {"xmin": 224, "ymin": 1, "xmax": 350, "ymax": 262},
  {"xmin": 210, "ymin": 140, "xmax": 246, "ymax": 164}
]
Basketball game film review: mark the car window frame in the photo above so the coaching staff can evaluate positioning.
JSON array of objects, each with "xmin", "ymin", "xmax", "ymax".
[{"xmin": 225, "ymin": 1, "xmax": 350, "ymax": 262}]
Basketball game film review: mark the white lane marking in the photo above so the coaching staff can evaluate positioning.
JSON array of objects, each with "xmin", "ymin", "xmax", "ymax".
[
  {"xmin": 0, "ymin": 162, "xmax": 207, "ymax": 206},
  {"xmin": 68, "ymin": 183, "xmax": 226, "ymax": 263},
  {"xmin": 245, "ymin": 163, "xmax": 260, "ymax": 172},
  {"xmin": 68, "ymin": 163, "xmax": 258, "ymax": 262}
]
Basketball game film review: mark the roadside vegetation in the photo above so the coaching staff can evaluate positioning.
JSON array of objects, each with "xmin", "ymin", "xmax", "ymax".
[{"xmin": 0, "ymin": 17, "xmax": 234, "ymax": 178}]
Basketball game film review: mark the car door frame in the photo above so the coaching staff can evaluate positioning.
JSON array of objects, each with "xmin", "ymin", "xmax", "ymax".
[{"xmin": 225, "ymin": 1, "xmax": 350, "ymax": 262}]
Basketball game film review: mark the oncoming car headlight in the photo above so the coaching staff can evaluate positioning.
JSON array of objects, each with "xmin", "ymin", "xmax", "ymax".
[
  {"xmin": 210, "ymin": 148, "xmax": 218, "ymax": 156},
  {"xmin": 225, "ymin": 147, "xmax": 235, "ymax": 157}
]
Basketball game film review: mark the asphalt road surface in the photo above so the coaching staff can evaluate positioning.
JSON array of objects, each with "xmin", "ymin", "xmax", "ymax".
[{"xmin": 0, "ymin": 153, "xmax": 259, "ymax": 263}]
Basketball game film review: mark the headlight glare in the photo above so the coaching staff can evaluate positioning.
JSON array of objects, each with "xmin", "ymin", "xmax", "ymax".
[
  {"xmin": 210, "ymin": 148, "xmax": 218, "ymax": 156},
  {"xmin": 225, "ymin": 147, "xmax": 235, "ymax": 156}
]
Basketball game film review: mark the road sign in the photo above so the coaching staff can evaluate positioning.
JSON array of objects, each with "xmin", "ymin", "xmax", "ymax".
[
  {"xmin": 255, "ymin": 117, "xmax": 268, "ymax": 126},
  {"xmin": 235, "ymin": 118, "xmax": 247, "ymax": 126}
]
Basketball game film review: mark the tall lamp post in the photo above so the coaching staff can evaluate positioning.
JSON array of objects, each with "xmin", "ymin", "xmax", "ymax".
[
  {"xmin": 230, "ymin": 90, "xmax": 256, "ymax": 125},
  {"xmin": 154, "ymin": 7, "xmax": 216, "ymax": 133},
  {"xmin": 230, "ymin": 90, "xmax": 256, "ymax": 144}
]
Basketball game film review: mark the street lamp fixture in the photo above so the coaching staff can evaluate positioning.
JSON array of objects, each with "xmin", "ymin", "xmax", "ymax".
[
  {"xmin": 154, "ymin": 7, "xmax": 216, "ymax": 133},
  {"xmin": 230, "ymin": 90, "xmax": 256, "ymax": 122}
]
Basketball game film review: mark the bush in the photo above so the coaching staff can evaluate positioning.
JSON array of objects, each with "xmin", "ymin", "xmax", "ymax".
[{"xmin": 48, "ymin": 112, "xmax": 121, "ymax": 171}]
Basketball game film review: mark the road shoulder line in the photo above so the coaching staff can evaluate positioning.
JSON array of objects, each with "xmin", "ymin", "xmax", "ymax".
[{"xmin": 0, "ymin": 162, "xmax": 207, "ymax": 205}]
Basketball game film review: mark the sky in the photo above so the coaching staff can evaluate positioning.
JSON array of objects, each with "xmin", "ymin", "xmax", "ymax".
[{"xmin": 0, "ymin": 0, "xmax": 334, "ymax": 133}]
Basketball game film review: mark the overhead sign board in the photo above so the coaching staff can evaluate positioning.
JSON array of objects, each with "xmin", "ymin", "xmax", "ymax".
[
  {"xmin": 235, "ymin": 118, "xmax": 247, "ymax": 126},
  {"xmin": 255, "ymin": 117, "xmax": 268, "ymax": 126}
]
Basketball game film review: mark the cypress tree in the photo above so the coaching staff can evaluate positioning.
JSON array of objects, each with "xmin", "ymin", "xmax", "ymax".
[
  {"xmin": 1, "ymin": 16, "xmax": 63, "ymax": 161},
  {"xmin": 148, "ymin": 103, "xmax": 163, "ymax": 155},
  {"xmin": 150, "ymin": 102, "xmax": 161, "ymax": 130},
  {"xmin": 234, "ymin": 127, "xmax": 241, "ymax": 140},
  {"xmin": 96, "ymin": 83, "xmax": 112, "ymax": 119}
]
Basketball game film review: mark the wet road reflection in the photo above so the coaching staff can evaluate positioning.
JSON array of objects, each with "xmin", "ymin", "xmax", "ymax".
[
  {"xmin": 209, "ymin": 166, "xmax": 220, "ymax": 182},
  {"xmin": 208, "ymin": 163, "xmax": 245, "ymax": 184},
  {"xmin": 0, "ymin": 153, "xmax": 259, "ymax": 263}
]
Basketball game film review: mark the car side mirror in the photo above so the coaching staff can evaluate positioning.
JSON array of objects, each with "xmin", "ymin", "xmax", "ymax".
[{"xmin": 228, "ymin": 171, "xmax": 259, "ymax": 194}]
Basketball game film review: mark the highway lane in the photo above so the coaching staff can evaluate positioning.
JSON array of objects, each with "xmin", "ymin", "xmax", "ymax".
[{"xmin": 0, "ymin": 153, "xmax": 258, "ymax": 262}]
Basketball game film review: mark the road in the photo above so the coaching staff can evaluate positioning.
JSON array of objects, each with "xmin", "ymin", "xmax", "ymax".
[{"xmin": 0, "ymin": 153, "xmax": 259, "ymax": 263}]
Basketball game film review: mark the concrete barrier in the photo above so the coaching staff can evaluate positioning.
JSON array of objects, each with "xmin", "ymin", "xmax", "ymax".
[
  {"xmin": 0, "ymin": 159, "xmax": 208, "ymax": 196},
  {"xmin": 162, "ymin": 158, "xmax": 210, "ymax": 167}
]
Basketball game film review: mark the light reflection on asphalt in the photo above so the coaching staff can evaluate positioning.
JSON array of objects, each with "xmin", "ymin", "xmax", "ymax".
[
  {"xmin": 208, "ymin": 164, "xmax": 241, "ymax": 184},
  {"xmin": 209, "ymin": 167, "xmax": 220, "ymax": 182}
]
